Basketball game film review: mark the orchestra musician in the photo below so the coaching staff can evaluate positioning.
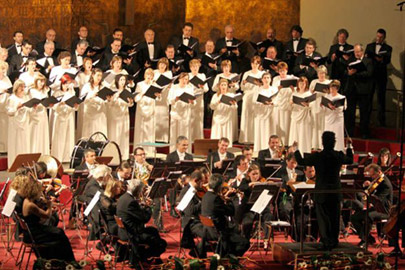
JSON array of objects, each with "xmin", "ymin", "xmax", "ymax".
[
  {"xmin": 166, "ymin": 136, "xmax": 193, "ymax": 218},
  {"xmin": 117, "ymin": 179, "xmax": 167, "ymax": 266},
  {"xmin": 241, "ymin": 145, "xmax": 258, "ymax": 167},
  {"xmin": 351, "ymin": 163, "xmax": 393, "ymax": 248},
  {"xmin": 112, "ymin": 160, "xmax": 132, "ymax": 182},
  {"xmin": 206, "ymin": 137, "xmax": 235, "ymax": 173},
  {"xmin": 377, "ymin": 147, "xmax": 391, "ymax": 167},
  {"xmin": 294, "ymin": 131, "xmax": 353, "ymax": 251},
  {"xmin": 201, "ymin": 173, "xmax": 250, "ymax": 257}
]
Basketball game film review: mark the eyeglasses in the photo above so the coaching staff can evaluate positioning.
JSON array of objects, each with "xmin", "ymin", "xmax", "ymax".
[{"xmin": 136, "ymin": 153, "xmax": 146, "ymax": 156}]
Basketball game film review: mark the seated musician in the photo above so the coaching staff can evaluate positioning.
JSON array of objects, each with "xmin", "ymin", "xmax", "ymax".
[
  {"xmin": 277, "ymin": 153, "xmax": 304, "ymax": 224},
  {"xmin": 258, "ymin": 135, "xmax": 283, "ymax": 168},
  {"xmin": 241, "ymin": 145, "xmax": 259, "ymax": 167},
  {"xmin": 241, "ymin": 164, "xmax": 272, "ymax": 248},
  {"xmin": 201, "ymin": 173, "xmax": 250, "ymax": 257},
  {"xmin": 117, "ymin": 179, "xmax": 167, "ymax": 267},
  {"xmin": 10, "ymin": 173, "xmax": 30, "ymax": 240},
  {"xmin": 83, "ymin": 165, "xmax": 111, "ymax": 240},
  {"xmin": 351, "ymin": 163, "xmax": 393, "ymax": 248},
  {"xmin": 206, "ymin": 137, "xmax": 235, "ymax": 173},
  {"xmin": 21, "ymin": 176, "xmax": 79, "ymax": 266},
  {"xmin": 166, "ymin": 136, "xmax": 193, "ymax": 218},
  {"xmin": 112, "ymin": 160, "xmax": 132, "ymax": 182},
  {"xmin": 377, "ymin": 147, "xmax": 391, "ymax": 167},
  {"xmin": 68, "ymin": 148, "xmax": 97, "ymax": 229},
  {"xmin": 178, "ymin": 170, "xmax": 205, "ymax": 257}
]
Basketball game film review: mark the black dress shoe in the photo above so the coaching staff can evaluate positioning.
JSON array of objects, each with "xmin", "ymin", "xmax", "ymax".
[{"xmin": 170, "ymin": 208, "xmax": 180, "ymax": 218}]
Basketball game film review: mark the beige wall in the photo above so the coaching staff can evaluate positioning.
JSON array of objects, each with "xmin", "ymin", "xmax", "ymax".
[{"xmin": 301, "ymin": 0, "xmax": 405, "ymax": 128}]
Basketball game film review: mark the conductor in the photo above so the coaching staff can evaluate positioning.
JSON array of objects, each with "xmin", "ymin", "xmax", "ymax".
[{"xmin": 294, "ymin": 131, "xmax": 353, "ymax": 250}]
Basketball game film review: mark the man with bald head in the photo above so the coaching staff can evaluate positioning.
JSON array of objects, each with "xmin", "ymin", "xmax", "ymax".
[
  {"xmin": 215, "ymin": 25, "xmax": 243, "ymax": 73},
  {"xmin": 344, "ymin": 44, "xmax": 374, "ymax": 138},
  {"xmin": 36, "ymin": 28, "xmax": 60, "ymax": 55},
  {"xmin": 258, "ymin": 27, "xmax": 284, "ymax": 59},
  {"xmin": 136, "ymin": 28, "xmax": 164, "ymax": 69}
]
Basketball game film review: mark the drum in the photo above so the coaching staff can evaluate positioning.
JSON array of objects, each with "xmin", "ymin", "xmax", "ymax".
[
  {"xmin": 38, "ymin": 155, "xmax": 64, "ymax": 178},
  {"xmin": 70, "ymin": 132, "xmax": 122, "ymax": 168}
]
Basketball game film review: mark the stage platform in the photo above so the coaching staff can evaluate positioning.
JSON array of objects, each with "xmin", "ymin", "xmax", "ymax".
[{"xmin": 273, "ymin": 242, "xmax": 372, "ymax": 269}]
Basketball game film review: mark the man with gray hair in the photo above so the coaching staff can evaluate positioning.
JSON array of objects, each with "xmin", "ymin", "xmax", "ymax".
[
  {"xmin": 166, "ymin": 136, "xmax": 193, "ymax": 218},
  {"xmin": 36, "ymin": 28, "xmax": 60, "ymax": 55},
  {"xmin": 117, "ymin": 179, "xmax": 167, "ymax": 266},
  {"xmin": 37, "ymin": 41, "xmax": 56, "ymax": 75},
  {"xmin": 71, "ymin": 39, "xmax": 89, "ymax": 67},
  {"xmin": 215, "ymin": 24, "xmax": 243, "ymax": 73}
]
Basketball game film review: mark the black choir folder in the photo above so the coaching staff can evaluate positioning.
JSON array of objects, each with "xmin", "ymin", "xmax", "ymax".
[
  {"xmin": 348, "ymin": 60, "xmax": 367, "ymax": 73},
  {"xmin": 156, "ymin": 75, "xmax": 175, "ymax": 87},
  {"xmin": 321, "ymin": 96, "xmax": 345, "ymax": 109},
  {"xmin": 335, "ymin": 49, "xmax": 354, "ymax": 58},
  {"xmin": 292, "ymin": 93, "xmax": 317, "ymax": 106},
  {"xmin": 220, "ymin": 93, "xmax": 243, "ymax": 105},
  {"xmin": 225, "ymin": 74, "xmax": 241, "ymax": 84},
  {"xmin": 144, "ymin": 85, "xmax": 163, "ymax": 99},
  {"xmin": 226, "ymin": 41, "xmax": 244, "ymax": 51},
  {"xmin": 202, "ymin": 53, "xmax": 221, "ymax": 64},
  {"xmin": 257, "ymin": 92, "xmax": 278, "ymax": 104},
  {"xmin": 189, "ymin": 76, "xmax": 211, "ymax": 88},
  {"xmin": 23, "ymin": 98, "xmax": 42, "ymax": 108},
  {"xmin": 119, "ymin": 90, "xmax": 138, "ymax": 102},
  {"xmin": 314, "ymin": 83, "xmax": 330, "ymax": 93},
  {"xmin": 262, "ymin": 58, "xmax": 280, "ymax": 70},
  {"xmin": 65, "ymin": 95, "xmax": 86, "ymax": 107},
  {"xmin": 302, "ymin": 56, "xmax": 327, "ymax": 66},
  {"xmin": 280, "ymin": 78, "xmax": 298, "ymax": 88},
  {"xmin": 23, "ymin": 96, "xmax": 61, "ymax": 108},
  {"xmin": 178, "ymin": 92, "xmax": 196, "ymax": 103},
  {"xmin": 97, "ymin": 87, "xmax": 115, "ymax": 100},
  {"xmin": 245, "ymin": 76, "xmax": 262, "ymax": 85}
]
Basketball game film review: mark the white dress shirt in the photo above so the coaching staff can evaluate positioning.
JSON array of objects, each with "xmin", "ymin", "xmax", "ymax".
[
  {"xmin": 182, "ymin": 35, "xmax": 190, "ymax": 47},
  {"xmin": 147, "ymin": 43, "xmax": 154, "ymax": 60},
  {"xmin": 293, "ymin": 39, "xmax": 300, "ymax": 52},
  {"xmin": 177, "ymin": 150, "xmax": 186, "ymax": 161}
]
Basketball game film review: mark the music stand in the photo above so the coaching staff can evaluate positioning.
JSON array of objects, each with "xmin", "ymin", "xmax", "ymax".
[
  {"xmin": 248, "ymin": 182, "xmax": 280, "ymax": 204},
  {"xmin": 261, "ymin": 158, "xmax": 283, "ymax": 178},
  {"xmin": 148, "ymin": 178, "xmax": 172, "ymax": 231},
  {"xmin": 212, "ymin": 158, "xmax": 234, "ymax": 175},
  {"xmin": 95, "ymin": 156, "xmax": 113, "ymax": 165},
  {"xmin": 149, "ymin": 163, "xmax": 177, "ymax": 180},
  {"xmin": 8, "ymin": 153, "xmax": 42, "ymax": 172},
  {"xmin": 176, "ymin": 160, "xmax": 207, "ymax": 175},
  {"xmin": 137, "ymin": 142, "xmax": 172, "ymax": 163}
]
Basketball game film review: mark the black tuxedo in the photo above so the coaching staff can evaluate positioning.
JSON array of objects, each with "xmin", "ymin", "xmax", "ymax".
[
  {"xmin": 327, "ymin": 43, "xmax": 353, "ymax": 83},
  {"xmin": 6, "ymin": 43, "xmax": 21, "ymax": 62},
  {"xmin": 35, "ymin": 40, "xmax": 60, "ymax": 56},
  {"xmin": 9, "ymin": 54, "xmax": 34, "ymax": 75},
  {"xmin": 97, "ymin": 49, "xmax": 119, "ymax": 71},
  {"xmin": 70, "ymin": 50, "xmax": 83, "ymax": 67},
  {"xmin": 136, "ymin": 41, "xmax": 164, "ymax": 68},
  {"xmin": 201, "ymin": 191, "xmax": 249, "ymax": 257},
  {"xmin": 206, "ymin": 151, "xmax": 235, "ymax": 174},
  {"xmin": 258, "ymin": 38, "xmax": 284, "ymax": 59},
  {"xmin": 83, "ymin": 178, "xmax": 104, "ymax": 239},
  {"xmin": 365, "ymin": 42, "xmax": 392, "ymax": 126},
  {"xmin": 215, "ymin": 37, "xmax": 243, "ymax": 73},
  {"xmin": 295, "ymin": 148, "xmax": 353, "ymax": 249},
  {"xmin": 169, "ymin": 35, "xmax": 199, "ymax": 72},
  {"xmin": 293, "ymin": 52, "xmax": 322, "ymax": 82},
  {"xmin": 344, "ymin": 57, "xmax": 374, "ymax": 137},
  {"xmin": 71, "ymin": 37, "xmax": 92, "ymax": 51},
  {"xmin": 165, "ymin": 151, "xmax": 194, "ymax": 163},
  {"xmin": 116, "ymin": 192, "xmax": 166, "ymax": 262},
  {"xmin": 351, "ymin": 175, "xmax": 393, "ymax": 242},
  {"xmin": 283, "ymin": 38, "xmax": 308, "ymax": 73},
  {"xmin": 37, "ymin": 53, "xmax": 57, "ymax": 76}
]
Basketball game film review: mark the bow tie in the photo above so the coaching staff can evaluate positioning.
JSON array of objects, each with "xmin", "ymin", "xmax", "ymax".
[
  {"xmin": 183, "ymin": 37, "xmax": 190, "ymax": 40},
  {"xmin": 293, "ymin": 38, "xmax": 299, "ymax": 41},
  {"xmin": 226, "ymin": 39, "xmax": 233, "ymax": 42},
  {"xmin": 147, "ymin": 42, "xmax": 154, "ymax": 45},
  {"xmin": 376, "ymin": 42, "xmax": 382, "ymax": 45},
  {"xmin": 16, "ymin": 45, "xmax": 22, "ymax": 47},
  {"xmin": 22, "ymin": 55, "xmax": 28, "ymax": 58}
]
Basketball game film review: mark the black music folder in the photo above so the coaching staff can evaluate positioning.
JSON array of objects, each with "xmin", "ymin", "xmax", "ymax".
[
  {"xmin": 314, "ymin": 83, "xmax": 330, "ymax": 93},
  {"xmin": 321, "ymin": 96, "xmax": 346, "ymax": 109},
  {"xmin": 292, "ymin": 93, "xmax": 317, "ymax": 106},
  {"xmin": 144, "ymin": 85, "xmax": 163, "ymax": 99},
  {"xmin": 220, "ymin": 93, "xmax": 243, "ymax": 105},
  {"xmin": 280, "ymin": 78, "xmax": 298, "ymax": 88}
]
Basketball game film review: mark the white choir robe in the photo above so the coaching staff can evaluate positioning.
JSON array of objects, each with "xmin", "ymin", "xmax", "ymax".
[
  {"xmin": 134, "ymin": 81, "xmax": 159, "ymax": 154},
  {"xmin": 323, "ymin": 93, "xmax": 347, "ymax": 152},
  {"xmin": 107, "ymin": 89, "xmax": 133, "ymax": 160},
  {"xmin": 0, "ymin": 77, "xmax": 12, "ymax": 152},
  {"xmin": 289, "ymin": 91, "xmax": 313, "ymax": 154},
  {"xmin": 29, "ymin": 88, "xmax": 50, "ymax": 155},
  {"xmin": 6, "ymin": 94, "xmax": 31, "ymax": 167},
  {"xmin": 51, "ymin": 89, "xmax": 77, "ymax": 162},
  {"xmin": 81, "ymin": 83, "xmax": 108, "ymax": 138},
  {"xmin": 168, "ymin": 84, "xmax": 195, "ymax": 152},
  {"xmin": 75, "ymin": 71, "xmax": 91, "ymax": 140},
  {"xmin": 239, "ymin": 70, "xmax": 264, "ymax": 143},
  {"xmin": 48, "ymin": 65, "xmax": 78, "ymax": 139},
  {"xmin": 103, "ymin": 69, "xmax": 129, "ymax": 90},
  {"xmin": 210, "ymin": 93, "xmax": 237, "ymax": 147},
  {"xmin": 309, "ymin": 79, "xmax": 331, "ymax": 149},
  {"xmin": 272, "ymin": 75, "xmax": 296, "ymax": 145},
  {"xmin": 19, "ymin": 72, "xmax": 37, "ymax": 90},
  {"xmin": 212, "ymin": 73, "xmax": 240, "ymax": 142},
  {"xmin": 188, "ymin": 73, "xmax": 209, "ymax": 143},
  {"xmin": 153, "ymin": 70, "xmax": 172, "ymax": 142},
  {"xmin": 253, "ymin": 86, "xmax": 278, "ymax": 152}
]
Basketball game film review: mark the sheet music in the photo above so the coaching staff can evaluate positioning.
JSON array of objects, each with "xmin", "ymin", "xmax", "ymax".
[
  {"xmin": 270, "ymin": 220, "xmax": 290, "ymax": 226},
  {"xmin": 176, "ymin": 185, "xmax": 196, "ymax": 212},
  {"xmin": 293, "ymin": 182, "xmax": 315, "ymax": 189},
  {"xmin": 251, "ymin": 190, "xmax": 273, "ymax": 214},
  {"xmin": 2, "ymin": 189, "xmax": 17, "ymax": 217},
  {"xmin": 84, "ymin": 191, "xmax": 101, "ymax": 216}
]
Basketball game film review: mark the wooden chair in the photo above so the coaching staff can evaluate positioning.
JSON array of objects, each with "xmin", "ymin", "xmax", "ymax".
[{"xmin": 199, "ymin": 215, "xmax": 223, "ymax": 255}]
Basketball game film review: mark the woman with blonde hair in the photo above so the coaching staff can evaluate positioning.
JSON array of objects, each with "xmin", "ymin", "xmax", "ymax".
[
  {"xmin": 240, "ymin": 56, "xmax": 264, "ymax": 143},
  {"xmin": 104, "ymin": 55, "xmax": 129, "ymax": 89},
  {"xmin": 289, "ymin": 76, "xmax": 313, "ymax": 154},
  {"xmin": 188, "ymin": 59, "xmax": 208, "ymax": 143},
  {"xmin": 6, "ymin": 80, "xmax": 31, "ymax": 167},
  {"xmin": 100, "ymin": 180, "xmax": 127, "ymax": 235},
  {"xmin": 0, "ymin": 60, "xmax": 12, "ymax": 153},
  {"xmin": 134, "ymin": 68, "xmax": 161, "ymax": 153},
  {"xmin": 309, "ymin": 65, "xmax": 331, "ymax": 149},
  {"xmin": 210, "ymin": 78, "xmax": 237, "ymax": 145},
  {"xmin": 153, "ymin": 57, "xmax": 172, "ymax": 142},
  {"xmin": 29, "ymin": 74, "xmax": 50, "ymax": 155}
]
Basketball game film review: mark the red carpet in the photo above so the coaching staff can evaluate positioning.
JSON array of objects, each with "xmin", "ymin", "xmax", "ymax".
[{"xmin": 0, "ymin": 208, "xmax": 404, "ymax": 269}]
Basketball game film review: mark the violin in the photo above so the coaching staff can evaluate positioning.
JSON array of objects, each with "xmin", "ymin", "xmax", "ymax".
[{"xmin": 196, "ymin": 186, "xmax": 207, "ymax": 199}]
